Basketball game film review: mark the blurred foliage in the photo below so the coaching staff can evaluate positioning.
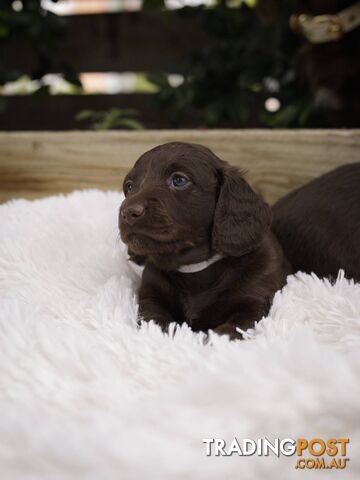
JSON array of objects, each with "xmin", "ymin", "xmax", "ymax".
[
  {"xmin": 76, "ymin": 108, "xmax": 144, "ymax": 130},
  {"xmin": 0, "ymin": 0, "xmax": 80, "ymax": 87},
  {"xmin": 0, "ymin": 73, "xmax": 82, "ymax": 95},
  {"xmin": 145, "ymin": 0, "xmax": 313, "ymax": 128},
  {"xmin": 0, "ymin": 0, "xmax": 316, "ymax": 129},
  {"xmin": 134, "ymin": 73, "xmax": 159, "ymax": 93}
]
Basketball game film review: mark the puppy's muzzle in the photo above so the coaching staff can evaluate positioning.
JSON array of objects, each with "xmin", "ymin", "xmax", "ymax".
[{"xmin": 120, "ymin": 203, "xmax": 145, "ymax": 226}]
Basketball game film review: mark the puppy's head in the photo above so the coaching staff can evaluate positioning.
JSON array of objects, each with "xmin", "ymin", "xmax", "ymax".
[{"xmin": 119, "ymin": 142, "xmax": 271, "ymax": 268}]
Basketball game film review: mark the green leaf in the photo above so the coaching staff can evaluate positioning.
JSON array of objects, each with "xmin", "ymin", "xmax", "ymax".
[
  {"xmin": 0, "ymin": 23, "xmax": 9, "ymax": 38},
  {"xmin": 75, "ymin": 110, "xmax": 95, "ymax": 121}
]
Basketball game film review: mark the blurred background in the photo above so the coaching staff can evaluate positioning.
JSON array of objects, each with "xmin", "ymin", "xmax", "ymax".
[{"xmin": 0, "ymin": 0, "xmax": 359, "ymax": 131}]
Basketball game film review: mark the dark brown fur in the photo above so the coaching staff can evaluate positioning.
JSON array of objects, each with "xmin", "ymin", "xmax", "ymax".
[
  {"xmin": 119, "ymin": 142, "xmax": 290, "ymax": 339},
  {"xmin": 272, "ymin": 163, "xmax": 360, "ymax": 282},
  {"xmin": 296, "ymin": 0, "xmax": 360, "ymax": 127}
]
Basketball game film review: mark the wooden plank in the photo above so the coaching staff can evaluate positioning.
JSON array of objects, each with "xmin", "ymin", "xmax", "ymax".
[
  {"xmin": 0, "ymin": 12, "xmax": 210, "ymax": 74},
  {"xmin": 0, "ymin": 130, "xmax": 359, "ymax": 204},
  {"xmin": 0, "ymin": 94, "xmax": 171, "ymax": 131}
]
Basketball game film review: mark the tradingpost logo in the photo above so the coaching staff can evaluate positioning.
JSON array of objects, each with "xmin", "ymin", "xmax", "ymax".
[{"xmin": 202, "ymin": 437, "xmax": 350, "ymax": 470}]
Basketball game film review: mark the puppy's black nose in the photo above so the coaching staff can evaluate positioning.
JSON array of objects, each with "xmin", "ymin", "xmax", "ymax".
[{"xmin": 121, "ymin": 203, "xmax": 145, "ymax": 225}]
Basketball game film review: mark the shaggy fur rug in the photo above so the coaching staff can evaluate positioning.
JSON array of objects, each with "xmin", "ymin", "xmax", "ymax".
[{"xmin": 0, "ymin": 190, "xmax": 359, "ymax": 480}]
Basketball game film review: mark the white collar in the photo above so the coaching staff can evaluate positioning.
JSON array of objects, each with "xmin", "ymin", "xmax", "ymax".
[{"xmin": 177, "ymin": 254, "xmax": 223, "ymax": 273}]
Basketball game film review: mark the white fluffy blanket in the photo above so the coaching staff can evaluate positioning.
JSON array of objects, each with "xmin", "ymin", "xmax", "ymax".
[{"xmin": 0, "ymin": 190, "xmax": 359, "ymax": 480}]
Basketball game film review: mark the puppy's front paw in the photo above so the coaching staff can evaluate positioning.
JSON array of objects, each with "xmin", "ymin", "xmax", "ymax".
[{"xmin": 212, "ymin": 323, "xmax": 244, "ymax": 341}]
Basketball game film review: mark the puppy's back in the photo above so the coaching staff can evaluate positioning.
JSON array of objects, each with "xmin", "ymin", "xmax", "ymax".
[{"xmin": 272, "ymin": 163, "xmax": 360, "ymax": 281}]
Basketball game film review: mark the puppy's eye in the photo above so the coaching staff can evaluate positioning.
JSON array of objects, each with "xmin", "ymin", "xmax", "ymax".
[
  {"xmin": 124, "ymin": 181, "xmax": 134, "ymax": 195},
  {"xmin": 171, "ymin": 173, "xmax": 189, "ymax": 188}
]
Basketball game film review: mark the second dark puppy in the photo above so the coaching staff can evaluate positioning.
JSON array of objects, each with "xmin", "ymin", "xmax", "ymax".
[
  {"xmin": 272, "ymin": 163, "xmax": 360, "ymax": 282},
  {"xmin": 119, "ymin": 142, "xmax": 290, "ymax": 339}
]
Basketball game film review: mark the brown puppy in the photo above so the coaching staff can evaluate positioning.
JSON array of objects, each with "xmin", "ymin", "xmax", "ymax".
[
  {"xmin": 272, "ymin": 163, "xmax": 360, "ymax": 282},
  {"xmin": 119, "ymin": 142, "xmax": 290, "ymax": 339}
]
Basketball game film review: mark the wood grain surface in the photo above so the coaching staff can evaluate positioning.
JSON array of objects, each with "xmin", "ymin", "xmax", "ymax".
[{"xmin": 0, "ymin": 130, "xmax": 359, "ymax": 204}]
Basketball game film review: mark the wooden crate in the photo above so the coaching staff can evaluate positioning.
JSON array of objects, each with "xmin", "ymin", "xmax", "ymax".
[{"xmin": 0, "ymin": 130, "xmax": 359, "ymax": 204}]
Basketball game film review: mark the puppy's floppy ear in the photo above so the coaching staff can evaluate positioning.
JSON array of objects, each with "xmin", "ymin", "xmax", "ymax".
[{"xmin": 212, "ymin": 166, "xmax": 272, "ymax": 256}]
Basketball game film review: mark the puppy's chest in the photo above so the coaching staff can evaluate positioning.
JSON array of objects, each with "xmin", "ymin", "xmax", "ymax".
[
  {"xmin": 181, "ymin": 292, "xmax": 210, "ymax": 321},
  {"xmin": 178, "ymin": 280, "xmax": 228, "ymax": 328}
]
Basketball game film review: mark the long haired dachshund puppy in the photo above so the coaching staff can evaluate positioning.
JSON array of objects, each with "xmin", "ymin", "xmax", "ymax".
[
  {"xmin": 119, "ymin": 142, "xmax": 290, "ymax": 339},
  {"xmin": 273, "ymin": 163, "xmax": 360, "ymax": 282}
]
